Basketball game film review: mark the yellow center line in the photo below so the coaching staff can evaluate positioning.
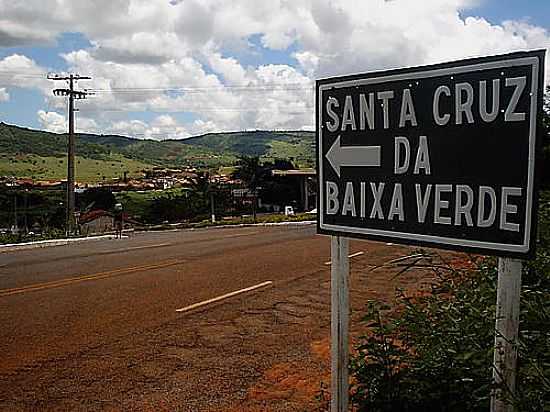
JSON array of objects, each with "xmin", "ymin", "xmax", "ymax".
[
  {"xmin": 0, "ymin": 259, "xmax": 186, "ymax": 298},
  {"xmin": 222, "ymin": 231, "xmax": 259, "ymax": 238}
]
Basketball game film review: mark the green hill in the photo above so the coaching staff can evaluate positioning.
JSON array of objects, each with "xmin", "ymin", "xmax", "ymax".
[
  {"xmin": 0, "ymin": 122, "xmax": 315, "ymax": 182},
  {"xmin": 180, "ymin": 130, "xmax": 314, "ymax": 164}
]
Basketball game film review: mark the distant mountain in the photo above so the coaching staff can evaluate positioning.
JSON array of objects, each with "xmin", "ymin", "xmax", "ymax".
[{"xmin": 0, "ymin": 122, "xmax": 315, "ymax": 182}]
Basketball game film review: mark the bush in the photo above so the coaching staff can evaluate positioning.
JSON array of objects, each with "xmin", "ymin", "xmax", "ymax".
[
  {"xmin": 350, "ymin": 192, "xmax": 550, "ymax": 411},
  {"xmin": 350, "ymin": 256, "xmax": 496, "ymax": 412}
]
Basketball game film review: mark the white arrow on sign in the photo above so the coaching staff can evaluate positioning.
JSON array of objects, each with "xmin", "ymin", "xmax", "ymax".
[{"xmin": 326, "ymin": 135, "xmax": 381, "ymax": 177}]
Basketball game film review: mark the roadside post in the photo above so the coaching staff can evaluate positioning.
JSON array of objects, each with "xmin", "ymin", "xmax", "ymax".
[
  {"xmin": 492, "ymin": 258, "xmax": 522, "ymax": 412},
  {"xmin": 330, "ymin": 235, "xmax": 349, "ymax": 411},
  {"xmin": 316, "ymin": 50, "xmax": 545, "ymax": 412},
  {"xmin": 210, "ymin": 192, "xmax": 216, "ymax": 223}
]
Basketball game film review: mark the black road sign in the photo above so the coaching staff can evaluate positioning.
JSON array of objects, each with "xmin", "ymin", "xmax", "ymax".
[{"xmin": 316, "ymin": 50, "xmax": 546, "ymax": 258}]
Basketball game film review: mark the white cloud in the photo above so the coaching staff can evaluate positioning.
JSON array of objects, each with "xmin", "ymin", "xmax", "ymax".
[
  {"xmin": 103, "ymin": 115, "xmax": 191, "ymax": 140},
  {"xmin": 108, "ymin": 119, "xmax": 148, "ymax": 136},
  {"xmin": 37, "ymin": 110, "xmax": 66, "ymax": 133},
  {"xmin": 0, "ymin": 54, "xmax": 50, "ymax": 91},
  {"xmin": 0, "ymin": 88, "xmax": 9, "ymax": 102},
  {"xmin": 0, "ymin": 0, "xmax": 548, "ymax": 136}
]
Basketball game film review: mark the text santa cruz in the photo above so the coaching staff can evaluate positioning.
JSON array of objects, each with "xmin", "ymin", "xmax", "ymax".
[{"xmin": 323, "ymin": 77, "xmax": 526, "ymax": 232}]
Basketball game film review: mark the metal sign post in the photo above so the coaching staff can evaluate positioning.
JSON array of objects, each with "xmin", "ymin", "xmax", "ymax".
[
  {"xmin": 331, "ymin": 235, "xmax": 349, "ymax": 412},
  {"xmin": 491, "ymin": 258, "xmax": 522, "ymax": 412}
]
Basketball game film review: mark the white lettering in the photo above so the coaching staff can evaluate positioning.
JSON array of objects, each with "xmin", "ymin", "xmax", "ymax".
[
  {"xmin": 433, "ymin": 85, "xmax": 451, "ymax": 126},
  {"xmin": 500, "ymin": 187, "xmax": 522, "ymax": 232},
  {"xmin": 377, "ymin": 91, "xmax": 394, "ymax": 129},
  {"xmin": 370, "ymin": 182, "xmax": 385, "ymax": 219},
  {"xmin": 359, "ymin": 93, "xmax": 375, "ymax": 130},
  {"xmin": 477, "ymin": 186, "xmax": 497, "ymax": 227},
  {"xmin": 388, "ymin": 183, "xmax": 404, "ymax": 221},
  {"xmin": 455, "ymin": 82, "xmax": 474, "ymax": 125},
  {"xmin": 454, "ymin": 185, "xmax": 474, "ymax": 226},
  {"xmin": 360, "ymin": 182, "xmax": 366, "ymax": 218},
  {"xmin": 415, "ymin": 184, "xmax": 432, "ymax": 223},
  {"xmin": 434, "ymin": 184, "xmax": 453, "ymax": 225},
  {"xmin": 342, "ymin": 182, "xmax": 356, "ymax": 216},
  {"xmin": 394, "ymin": 136, "xmax": 410, "ymax": 174},
  {"xmin": 341, "ymin": 95, "xmax": 356, "ymax": 131},
  {"xmin": 326, "ymin": 97, "xmax": 339, "ymax": 132},
  {"xmin": 479, "ymin": 79, "xmax": 500, "ymax": 122},
  {"xmin": 413, "ymin": 135, "xmax": 431, "ymax": 175},
  {"xmin": 326, "ymin": 181, "xmax": 339, "ymax": 214},
  {"xmin": 399, "ymin": 88, "xmax": 417, "ymax": 127},
  {"xmin": 505, "ymin": 77, "xmax": 526, "ymax": 122}
]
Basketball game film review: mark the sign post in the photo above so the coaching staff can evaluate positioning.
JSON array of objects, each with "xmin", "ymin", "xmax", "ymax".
[
  {"xmin": 316, "ymin": 50, "xmax": 545, "ymax": 412},
  {"xmin": 331, "ymin": 235, "xmax": 349, "ymax": 412},
  {"xmin": 491, "ymin": 258, "xmax": 522, "ymax": 412}
]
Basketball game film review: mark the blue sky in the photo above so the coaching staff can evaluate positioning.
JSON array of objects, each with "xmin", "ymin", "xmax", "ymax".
[
  {"xmin": 0, "ymin": 0, "xmax": 548, "ymax": 138},
  {"xmin": 466, "ymin": 0, "xmax": 549, "ymax": 28}
]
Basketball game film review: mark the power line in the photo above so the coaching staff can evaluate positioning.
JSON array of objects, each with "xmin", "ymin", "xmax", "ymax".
[
  {"xmin": 86, "ymin": 84, "xmax": 314, "ymax": 93},
  {"xmin": 78, "ymin": 107, "xmax": 313, "ymax": 113},
  {"xmin": 0, "ymin": 70, "xmax": 47, "ymax": 79}
]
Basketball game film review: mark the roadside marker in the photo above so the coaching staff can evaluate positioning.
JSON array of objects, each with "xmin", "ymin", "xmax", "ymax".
[
  {"xmin": 175, "ymin": 281, "xmax": 273, "ymax": 313},
  {"xmin": 324, "ymin": 251, "xmax": 364, "ymax": 265}
]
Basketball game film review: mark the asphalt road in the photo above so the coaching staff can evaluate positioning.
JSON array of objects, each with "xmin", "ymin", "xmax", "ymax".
[{"xmin": 0, "ymin": 223, "xmax": 429, "ymax": 411}]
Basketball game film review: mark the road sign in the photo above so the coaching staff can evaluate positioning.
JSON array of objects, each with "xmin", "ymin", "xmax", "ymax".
[{"xmin": 317, "ymin": 50, "xmax": 545, "ymax": 258}]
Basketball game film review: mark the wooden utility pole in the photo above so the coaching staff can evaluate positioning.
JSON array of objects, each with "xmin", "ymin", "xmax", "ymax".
[{"xmin": 47, "ymin": 74, "xmax": 91, "ymax": 235}]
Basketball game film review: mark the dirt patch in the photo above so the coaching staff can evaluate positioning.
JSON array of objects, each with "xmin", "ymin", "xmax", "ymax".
[{"xmin": 226, "ymin": 342, "xmax": 331, "ymax": 412}]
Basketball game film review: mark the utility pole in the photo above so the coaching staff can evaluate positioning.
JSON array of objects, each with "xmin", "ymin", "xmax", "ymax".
[{"xmin": 47, "ymin": 74, "xmax": 91, "ymax": 235}]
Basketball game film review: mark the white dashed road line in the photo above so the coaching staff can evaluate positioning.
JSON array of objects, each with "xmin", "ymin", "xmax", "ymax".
[
  {"xmin": 175, "ymin": 281, "xmax": 273, "ymax": 313},
  {"xmin": 324, "ymin": 251, "xmax": 364, "ymax": 265}
]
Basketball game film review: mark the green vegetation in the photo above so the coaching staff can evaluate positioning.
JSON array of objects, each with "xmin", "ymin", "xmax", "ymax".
[
  {"xmin": 192, "ymin": 212, "xmax": 314, "ymax": 228},
  {"xmin": 231, "ymin": 156, "xmax": 268, "ymax": 221},
  {"xmin": 542, "ymin": 85, "xmax": 550, "ymax": 188},
  {"xmin": 349, "ymin": 191, "xmax": 550, "ymax": 412},
  {"xmin": 0, "ymin": 154, "xmax": 153, "ymax": 182},
  {"xmin": 182, "ymin": 130, "xmax": 315, "ymax": 167},
  {"xmin": 0, "ymin": 187, "xmax": 66, "ymax": 231},
  {"xmin": 137, "ymin": 212, "xmax": 314, "ymax": 231},
  {"xmin": 114, "ymin": 188, "xmax": 190, "ymax": 221},
  {"xmin": 0, "ymin": 123, "xmax": 315, "ymax": 182}
]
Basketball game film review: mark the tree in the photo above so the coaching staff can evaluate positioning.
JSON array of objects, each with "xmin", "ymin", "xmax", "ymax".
[
  {"xmin": 190, "ymin": 171, "xmax": 217, "ymax": 222},
  {"xmin": 232, "ymin": 156, "xmax": 268, "ymax": 222},
  {"xmin": 76, "ymin": 187, "xmax": 116, "ymax": 212}
]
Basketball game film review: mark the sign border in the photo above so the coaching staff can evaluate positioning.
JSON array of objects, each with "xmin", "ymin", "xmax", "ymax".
[{"xmin": 316, "ymin": 50, "xmax": 546, "ymax": 258}]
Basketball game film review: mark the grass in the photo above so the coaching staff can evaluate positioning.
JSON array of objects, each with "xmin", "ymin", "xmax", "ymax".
[
  {"xmin": 0, "ymin": 154, "xmax": 154, "ymax": 182},
  {"xmin": 262, "ymin": 139, "xmax": 315, "ymax": 167},
  {"xmin": 114, "ymin": 188, "xmax": 188, "ymax": 218}
]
